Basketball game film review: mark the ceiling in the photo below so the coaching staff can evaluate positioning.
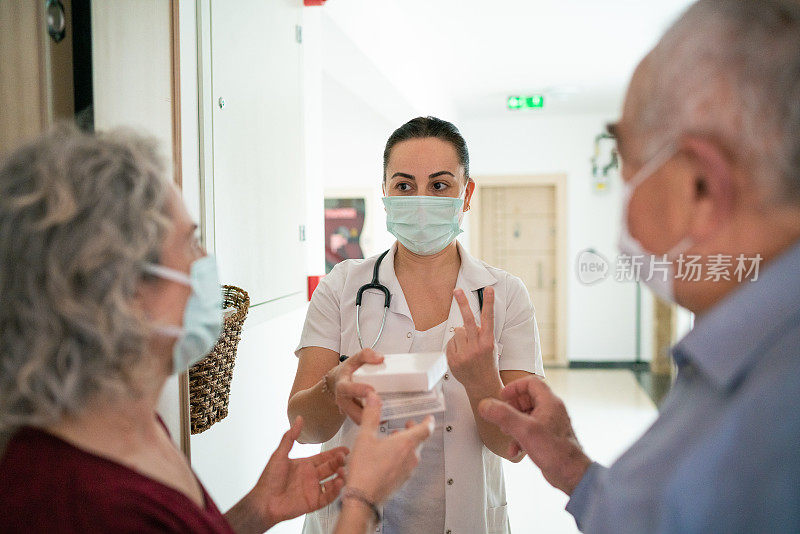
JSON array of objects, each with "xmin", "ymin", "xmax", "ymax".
[{"xmin": 320, "ymin": 0, "xmax": 696, "ymax": 118}]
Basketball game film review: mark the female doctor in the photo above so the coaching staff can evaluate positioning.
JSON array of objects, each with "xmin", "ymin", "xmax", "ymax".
[{"xmin": 288, "ymin": 116, "xmax": 544, "ymax": 534}]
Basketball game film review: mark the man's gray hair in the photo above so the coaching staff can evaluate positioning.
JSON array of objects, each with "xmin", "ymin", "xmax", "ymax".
[
  {"xmin": 633, "ymin": 0, "xmax": 800, "ymax": 204},
  {"xmin": 0, "ymin": 126, "xmax": 172, "ymax": 444}
]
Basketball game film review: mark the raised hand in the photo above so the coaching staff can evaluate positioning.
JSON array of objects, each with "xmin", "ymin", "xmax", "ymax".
[
  {"xmin": 345, "ymin": 392, "xmax": 434, "ymax": 505},
  {"xmin": 247, "ymin": 416, "xmax": 349, "ymax": 530},
  {"xmin": 478, "ymin": 376, "xmax": 592, "ymax": 495},
  {"xmin": 446, "ymin": 286, "xmax": 500, "ymax": 394},
  {"xmin": 327, "ymin": 348, "xmax": 384, "ymax": 424}
]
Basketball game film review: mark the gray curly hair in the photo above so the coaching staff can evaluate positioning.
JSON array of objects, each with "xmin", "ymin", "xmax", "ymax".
[
  {"xmin": 0, "ymin": 126, "xmax": 172, "ymax": 446},
  {"xmin": 632, "ymin": 0, "xmax": 800, "ymax": 204}
]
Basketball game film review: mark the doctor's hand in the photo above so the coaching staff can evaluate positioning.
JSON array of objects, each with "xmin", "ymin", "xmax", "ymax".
[
  {"xmin": 446, "ymin": 286, "xmax": 500, "ymax": 395},
  {"xmin": 327, "ymin": 348, "xmax": 384, "ymax": 425},
  {"xmin": 478, "ymin": 376, "xmax": 592, "ymax": 496},
  {"xmin": 346, "ymin": 392, "xmax": 434, "ymax": 505},
  {"xmin": 232, "ymin": 416, "xmax": 348, "ymax": 532}
]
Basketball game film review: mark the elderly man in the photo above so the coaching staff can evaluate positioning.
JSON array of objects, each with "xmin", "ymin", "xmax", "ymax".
[{"xmin": 479, "ymin": 0, "xmax": 800, "ymax": 532}]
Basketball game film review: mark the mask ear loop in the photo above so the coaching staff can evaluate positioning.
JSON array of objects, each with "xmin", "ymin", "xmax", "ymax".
[
  {"xmin": 141, "ymin": 263, "xmax": 192, "ymax": 338},
  {"xmin": 152, "ymin": 324, "xmax": 185, "ymax": 338},
  {"xmin": 622, "ymin": 143, "xmax": 694, "ymax": 259},
  {"xmin": 622, "ymin": 143, "xmax": 678, "ymax": 226},
  {"xmin": 462, "ymin": 179, "xmax": 471, "ymax": 211},
  {"xmin": 625, "ymin": 144, "xmax": 678, "ymax": 193},
  {"xmin": 142, "ymin": 263, "xmax": 192, "ymax": 286}
]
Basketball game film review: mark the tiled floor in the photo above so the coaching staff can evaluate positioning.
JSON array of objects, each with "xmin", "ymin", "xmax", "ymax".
[{"xmin": 504, "ymin": 369, "xmax": 659, "ymax": 533}]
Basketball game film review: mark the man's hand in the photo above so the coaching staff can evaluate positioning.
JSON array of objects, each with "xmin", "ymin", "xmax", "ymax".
[
  {"xmin": 243, "ymin": 417, "xmax": 348, "ymax": 531},
  {"xmin": 329, "ymin": 348, "xmax": 384, "ymax": 424},
  {"xmin": 478, "ymin": 375, "xmax": 592, "ymax": 495},
  {"xmin": 446, "ymin": 286, "xmax": 501, "ymax": 396}
]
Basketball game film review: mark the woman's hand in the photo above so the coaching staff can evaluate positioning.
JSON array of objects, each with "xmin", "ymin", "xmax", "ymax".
[
  {"xmin": 446, "ymin": 286, "xmax": 501, "ymax": 396},
  {"xmin": 345, "ymin": 392, "xmax": 434, "ymax": 504},
  {"xmin": 233, "ymin": 417, "xmax": 348, "ymax": 532},
  {"xmin": 328, "ymin": 348, "xmax": 384, "ymax": 424}
]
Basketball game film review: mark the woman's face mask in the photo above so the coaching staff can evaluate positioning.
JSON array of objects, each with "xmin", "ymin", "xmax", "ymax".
[
  {"xmin": 143, "ymin": 255, "xmax": 223, "ymax": 375},
  {"xmin": 383, "ymin": 192, "xmax": 466, "ymax": 255}
]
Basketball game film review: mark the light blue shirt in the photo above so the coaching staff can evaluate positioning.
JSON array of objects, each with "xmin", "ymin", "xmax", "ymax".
[{"xmin": 566, "ymin": 240, "xmax": 800, "ymax": 533}]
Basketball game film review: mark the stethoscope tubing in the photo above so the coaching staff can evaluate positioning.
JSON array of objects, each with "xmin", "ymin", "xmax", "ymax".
[
  {"xmin": 355, "ymin": 249, "xmax": 392, "ymax": 351},
  {"xmin": 343, "ymin": 248, "xmax": 484, "ymax": 363}
]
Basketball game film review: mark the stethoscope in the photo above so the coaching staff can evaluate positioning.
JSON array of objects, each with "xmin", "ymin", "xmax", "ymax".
[
  {"xmin": 341, "ymin": 248, "xmax": 485, "ymax": 362},
  {"xmin": 354, "ymin": 249, "xmax": 392, "ymax": 353}
]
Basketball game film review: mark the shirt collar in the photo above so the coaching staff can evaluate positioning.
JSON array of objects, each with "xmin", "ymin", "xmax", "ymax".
[
  {"xmin": 673, "ymin": 239, "xmax": 800, "ymax": 391},
  {"xmin": 376, "ymin": 241, "xmax": 497, "ymax": 317},
  {"xmin": 455, "ymin": 240, "xmax": 497, "ymax": 291}
]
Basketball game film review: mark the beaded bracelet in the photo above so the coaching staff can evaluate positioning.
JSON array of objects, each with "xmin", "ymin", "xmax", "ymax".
[{"xmin": 339, "ymin": 486, "xmax": 381, "ymax": 525}]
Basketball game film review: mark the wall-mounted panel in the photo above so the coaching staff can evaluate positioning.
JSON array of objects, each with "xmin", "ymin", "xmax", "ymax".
[{"xmin": 207, "ymin": 0, "xmax": 306, "ymax": 307}]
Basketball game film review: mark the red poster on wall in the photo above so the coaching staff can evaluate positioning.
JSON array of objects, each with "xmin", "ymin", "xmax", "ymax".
[{"xmin": 324, "ymin": 198, "xmax": 365, "ymax": 273}]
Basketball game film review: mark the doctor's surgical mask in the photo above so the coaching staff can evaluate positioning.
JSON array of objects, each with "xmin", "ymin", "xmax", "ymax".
[
  {"xmin": 383, "ymin": 193, "xmax": 466, "ymax": 256},
  {"xmin": 617, "ymin": 144, "xmax": 694, "ymax": 304},
  {"xmin": 143, "ymin": 256, "xmax": 223, "ymax": 374}
]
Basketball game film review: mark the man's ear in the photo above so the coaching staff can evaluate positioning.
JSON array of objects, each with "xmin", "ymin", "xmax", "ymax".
[
  {"xmin": 464, "ymin": 179, "xmax": 476, "ymax": 211},
  {"xmin": 681, "ymin": 136, "xmax": 736, "ymax": 243}
]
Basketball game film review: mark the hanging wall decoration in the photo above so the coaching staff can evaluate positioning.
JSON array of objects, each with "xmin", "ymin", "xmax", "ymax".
[{"xmin": 590, "ymin": 132, "xmax": 619, "ymax": 193}]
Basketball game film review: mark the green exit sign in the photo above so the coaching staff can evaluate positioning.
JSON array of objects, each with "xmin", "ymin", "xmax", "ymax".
[{"xmin": 507, "ymin": 95, "xmax": 544, "ymax": 110}]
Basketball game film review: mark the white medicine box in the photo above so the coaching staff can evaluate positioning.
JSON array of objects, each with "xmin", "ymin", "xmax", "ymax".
[{"xmin": 352, "ymin": 352, "xmax": 447, "ymax": 394}]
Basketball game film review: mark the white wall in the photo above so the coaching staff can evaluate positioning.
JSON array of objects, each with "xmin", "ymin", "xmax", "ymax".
[
  {"xmin": 320, "ymin": 72, "xmax": 397, "ymax": 258},
  {"xmin": 460, "ymin": 114, "xmax": 652, "ymax": 362},
  {"xmin": 303, "ymin": 8, "xmax": 325, "ymax": 277},
  {"xmin": 319, "ymin": 4, "xmax": 454, "ymax": 122},
  {"xmin": 91, "ymin": 0, "xmax": 173, "ymax": 172},
  {"xmin": 190, "ymin": 305, "xmax": 317, "ymax": 534},
  {"xmin": 184, "ymin": 3, "xmax": 317, "ymax": 524},
  {"xmin": 316, "ymin": 10, "xmax": 442, "ymax": 258}
]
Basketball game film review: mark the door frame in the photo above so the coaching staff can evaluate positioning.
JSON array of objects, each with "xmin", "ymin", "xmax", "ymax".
[
  {"xmin": 168, "ymin": 0, "xmax": 193, "ymax": 461},
  {"xmin": 469, "ymin": 174, "xmax": 568, "ymax": 367}
]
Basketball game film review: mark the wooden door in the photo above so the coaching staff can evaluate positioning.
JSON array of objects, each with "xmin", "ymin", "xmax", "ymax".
[
  {"xmin": 475, "ymin": 179, "xmax": 566, "ymax": 366},
  {"xmin": 0, "ymin": 0, "xmax": 74, "ymax": 153}
]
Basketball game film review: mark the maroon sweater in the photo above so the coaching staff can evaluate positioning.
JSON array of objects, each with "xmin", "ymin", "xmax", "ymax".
[{"xmin": 0, "ymin": 426, "xmax": 235, "ymax": 533}]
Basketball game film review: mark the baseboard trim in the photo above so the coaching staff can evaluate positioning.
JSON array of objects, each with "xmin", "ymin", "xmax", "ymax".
[{"xmin": 568, "ymin": 361, "xmax": 650, "ymax": 372}]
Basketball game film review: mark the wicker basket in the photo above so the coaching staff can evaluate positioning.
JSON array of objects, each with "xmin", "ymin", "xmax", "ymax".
[{"xmin": 188, "ymin": 285, "xmax": 250, "ymax": 434}]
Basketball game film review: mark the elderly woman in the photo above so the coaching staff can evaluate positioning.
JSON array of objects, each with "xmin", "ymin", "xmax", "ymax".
[{"xmin": 0, "ymin": 127, "xmax": 432, "ymax": 534}]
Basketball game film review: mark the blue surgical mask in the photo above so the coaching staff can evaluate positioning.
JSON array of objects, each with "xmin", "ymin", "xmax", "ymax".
[
  {"xmin": 143, "ymin": 256, "xmax": 223, "ymax": 375},
  {"xmin": 383, "ymin": 195, "xmax": 465, "ymax": 255}
]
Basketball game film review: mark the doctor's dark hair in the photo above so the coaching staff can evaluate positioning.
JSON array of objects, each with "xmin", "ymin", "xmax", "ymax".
[{"xmin": 383, "ymin": 116, "xmax": 470, "ymax": 183}]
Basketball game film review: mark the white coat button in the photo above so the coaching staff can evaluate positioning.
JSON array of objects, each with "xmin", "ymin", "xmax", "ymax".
[
  {"xmin": 449, "ymin": 326, "xmax": 454, "ymax": 332},
  {"xmin": 444, "ymin": 373, "xmax": 449, "ymax": 380},
  {"xmin": 446, "ymin": 425, "xmax": 453, "ymax": 432},
  {"xmin": 447, "ymin": 478, "xmax": 454, "ymax": 485},
  {"xmin": 406, "ymin": 332, "xmax": 412, "ymax": 338}
]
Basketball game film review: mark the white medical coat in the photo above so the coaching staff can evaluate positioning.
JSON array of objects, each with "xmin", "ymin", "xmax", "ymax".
[{"xmin": 296, "ymin": 241, "xmax": 544, "ymax": 534}]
